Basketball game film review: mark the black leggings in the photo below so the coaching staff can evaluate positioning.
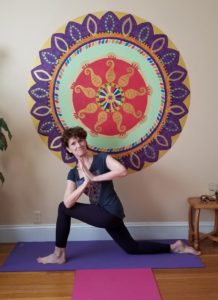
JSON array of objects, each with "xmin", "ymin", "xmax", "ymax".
[{"xmin": 56, "ymin": 202, "xmax": 171, "ymax": 254}]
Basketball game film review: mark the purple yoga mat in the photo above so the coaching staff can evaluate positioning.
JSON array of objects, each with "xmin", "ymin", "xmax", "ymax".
[{"xmin": 0, "ymin": 240, "xmax": 204, "ymax": 272}]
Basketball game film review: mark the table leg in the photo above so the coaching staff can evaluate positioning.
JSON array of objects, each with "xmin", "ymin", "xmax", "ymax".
[
  {"xmin": 193, "ymin": 208, "xmax": 200, "ymax": 250},
  {"xmin": 209, "ymin": 209, "xmax": 218, "ymax": 242},
  {"xmin": 213, "ymin": 209, "xmax": 218, "ymax": 235},
  {"xmin": 188, "ymin": 205, "xmax": 194, "ymax": 244}
]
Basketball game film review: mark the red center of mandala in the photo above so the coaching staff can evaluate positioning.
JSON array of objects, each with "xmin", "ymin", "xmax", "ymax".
[{"xmin": 72, "ymin": 57, "xmax": 148, "ymax": 136}]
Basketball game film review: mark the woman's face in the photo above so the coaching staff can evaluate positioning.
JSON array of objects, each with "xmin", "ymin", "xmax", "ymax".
[{"xmin": 67, "ymin": 136, "xmax": 87, "ymax": 158}]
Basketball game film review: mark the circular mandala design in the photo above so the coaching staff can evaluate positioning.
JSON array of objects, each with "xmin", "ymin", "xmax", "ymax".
[{"xmin": 29, "ymin": 11, "xmax": 190, "ymax": 171}]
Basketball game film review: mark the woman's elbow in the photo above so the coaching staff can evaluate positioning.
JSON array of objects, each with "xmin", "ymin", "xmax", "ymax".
[
  {"xmin": 63, "ymin": 201, "xmax": 70, "ymax": 209},
  {"xmin": 63, "ymin": 199, "xmax": 75, "ymax": 209}
]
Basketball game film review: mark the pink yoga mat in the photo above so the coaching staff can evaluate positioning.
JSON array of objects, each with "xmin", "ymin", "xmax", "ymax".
[{"xmin": 72, "ymin": 268, "xmax": 162, "ymax": 300}]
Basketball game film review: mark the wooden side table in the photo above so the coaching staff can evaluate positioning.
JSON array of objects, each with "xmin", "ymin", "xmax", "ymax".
[{"xmin": 188, "ymin": 197, "xmax": 218, "ymax": 250}]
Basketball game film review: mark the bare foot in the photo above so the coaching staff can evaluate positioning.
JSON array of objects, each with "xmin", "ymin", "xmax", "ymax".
[
  {"xmin": 170, "ymin": 240, "xmax": 201, "ymax": 256},
  {"xmin": 37, "ymin": 248, "xmax": 66, "ymax": 264}
]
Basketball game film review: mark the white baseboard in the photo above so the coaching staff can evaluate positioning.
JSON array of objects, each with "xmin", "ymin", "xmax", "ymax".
[{"xmin": 0, "ymin": 222, "xmax": 213, "ymax": 243}]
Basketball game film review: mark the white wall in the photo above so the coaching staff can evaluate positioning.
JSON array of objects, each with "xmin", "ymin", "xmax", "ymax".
[{"xmin": 0, "ymin": 0, "xmax": 217, "ymax": 227}]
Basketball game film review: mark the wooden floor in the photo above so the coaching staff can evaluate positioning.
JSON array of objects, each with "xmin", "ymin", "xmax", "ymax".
[{"xmin": 0, "ymin": 240, "xmax": 218, "ymax": 300}]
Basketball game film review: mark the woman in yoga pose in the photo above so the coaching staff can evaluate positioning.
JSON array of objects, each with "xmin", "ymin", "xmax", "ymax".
[{"xmin": 37, "ymin": 126, "xmax": 200, "ymax": 264}]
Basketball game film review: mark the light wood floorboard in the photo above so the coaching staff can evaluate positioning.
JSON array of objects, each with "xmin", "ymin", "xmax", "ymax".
[{"xmin": 0, "ymin": 240, "xmax": 218, "ymax": 299}]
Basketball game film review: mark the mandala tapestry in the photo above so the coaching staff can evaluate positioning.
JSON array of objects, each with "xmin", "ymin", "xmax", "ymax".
[{"xmin": 28, "ymin": 11, "xmax": 190, "ymax": 172}]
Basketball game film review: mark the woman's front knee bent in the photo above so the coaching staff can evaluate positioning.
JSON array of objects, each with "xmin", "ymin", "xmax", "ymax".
[{"xmin": 58, "ymin": 201, "xmax": 66, "ymax": 213}]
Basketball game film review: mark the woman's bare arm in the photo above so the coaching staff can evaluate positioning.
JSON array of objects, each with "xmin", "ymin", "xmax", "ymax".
[
  {"xmin": 80, "ymin": 155, "xmax": 127, "ymax": 182},
  {"xmin": 63, "ymin": 178, "xmax": 90, "ymax": 208}
]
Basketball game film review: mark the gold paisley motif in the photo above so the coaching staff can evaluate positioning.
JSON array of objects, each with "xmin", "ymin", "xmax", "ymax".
[
  {"xmin": 118, "ymin": 67, "xmax": 134, "ymax": 87},
  {"xmin": 94, "ymin": 111, "xmax": 108, "ymax": 132},
  {"xmin": 84, "ymin": 67, "xmax": 102, "ymax": 87},
  {"xmin": 107, "ymin": 53, "xmax": 116, "ymax": 59},
  {"xmin": 112, "ymin": 111, "xmax": 126, "ymax": 133},
  {"xmin": 74, "ymin": 85, "xmax": 96, "ymax": 98},
  {"xmin": 122, "ymin": 103, "xmax": 142, "ymax": 118},
  {"xmin": 105, "ymin": 60, "xmax": 116, "ymax": 83},
  {"xmin": 76, "ymin": 103, "xmax": 98, "ymax": 119},
  {"xmin": 131, "ymin": 62, "xmax": 139, "ymax": 70},
  {"xmin": 124, "ymin": 87, "xmax": 147, "ymax": 99},
  {"xmin": 147, "ymin": 86, "xmax": 152, "ymax": 95}
]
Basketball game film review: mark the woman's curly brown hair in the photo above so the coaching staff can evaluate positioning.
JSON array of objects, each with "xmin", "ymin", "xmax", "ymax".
[{"xmin": 61, "ymin": 127, "xmax": 87, "ymax": 149}]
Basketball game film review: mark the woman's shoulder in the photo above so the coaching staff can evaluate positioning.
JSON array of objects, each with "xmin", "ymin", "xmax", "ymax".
[
  {"xmin": 94, "ymin": 152, "xmax": 108, "ymax": 162},
  {"xmin": 97, "ymin": 152, "xmax": 108, "ymax": 158},
  {"xmin": 93, "ymin": 153, "xmax": 110, "ymax": 170}
]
